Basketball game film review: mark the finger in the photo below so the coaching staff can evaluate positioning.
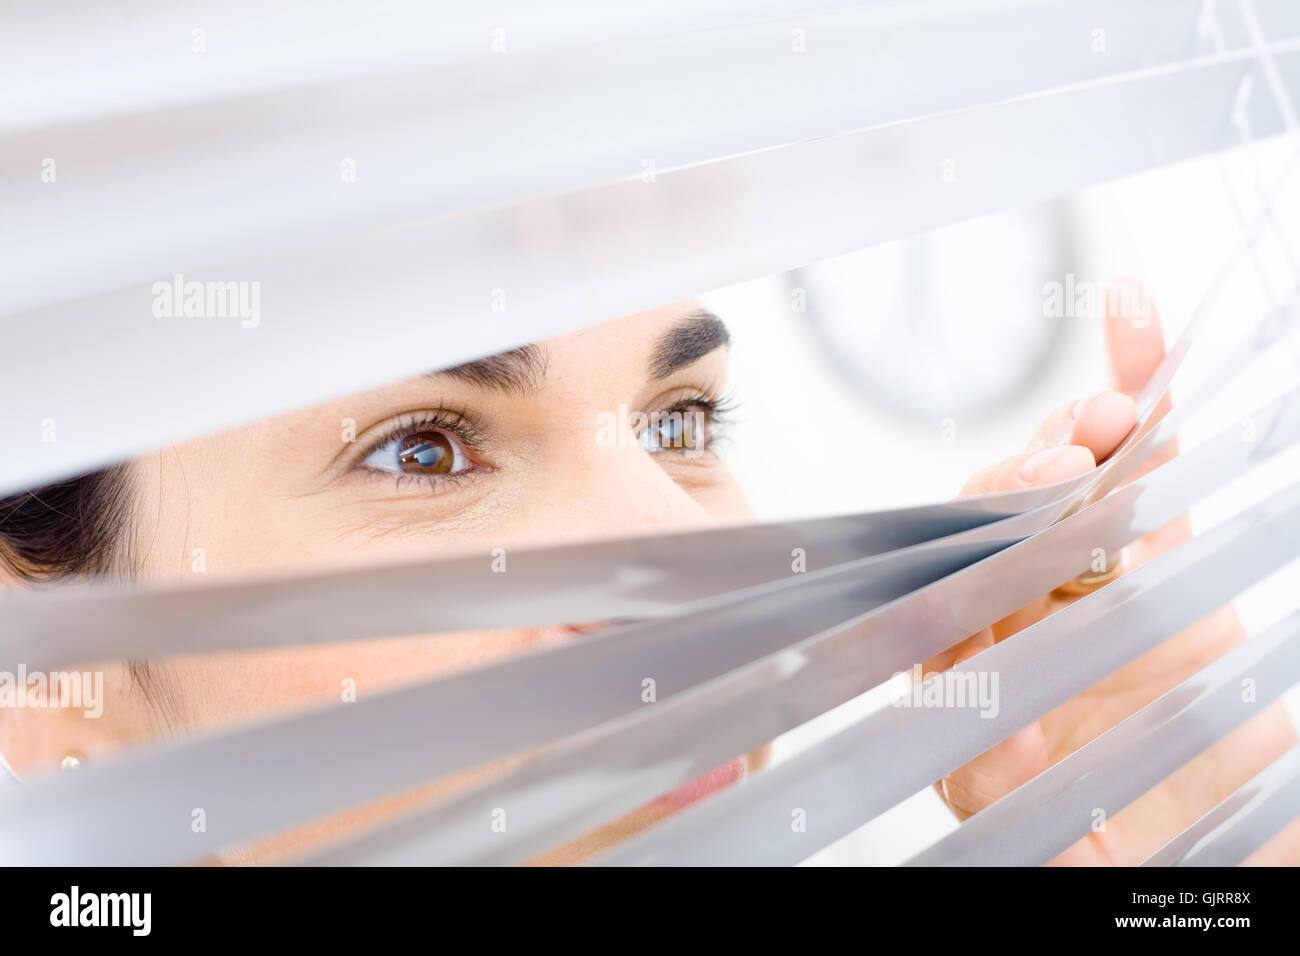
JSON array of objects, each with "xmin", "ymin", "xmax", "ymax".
[
  {"xmin": 959, "ymin": 445, "xmax": 1096, "ymax": 498},
  {"xmin": 1104, "ymin": 277, "xmax": 1166, "ymax": 397},
  {"xmin": 1102, "ymin": 282, "xmax": 1189, "ymax": 565},
  {"xmin": 988, "ymin": 513, "xmax": 1200, "ymax": 645},
  {"xmin": 920, "ymin": 626, "xmax": 995, "ymax": 676},
  {"xmin": 1025, "ymin": 389, "xmax": 1138, "ymax": 461},
  {"xmin": 1053, "ymin": 699, "xmax": 1299, "ymax": 865},
  {"xmin": 934, "ymin": 644, "xmax": 1050, "ymax": 821}
]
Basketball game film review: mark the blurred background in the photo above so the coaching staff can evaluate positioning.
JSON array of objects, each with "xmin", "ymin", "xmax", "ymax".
[{"xmin": 703, "ymin": 133, "xmax": 1300, "ymax": 864}]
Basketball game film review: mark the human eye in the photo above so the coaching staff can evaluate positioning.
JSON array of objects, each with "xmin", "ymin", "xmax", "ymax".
[
  {"xmin": 355, "ymin": 410, "xmax": 489, "ymax": 490},
  {"xmin": 637, "ymin": 393, "xmax": 734, "ymax": 456}
]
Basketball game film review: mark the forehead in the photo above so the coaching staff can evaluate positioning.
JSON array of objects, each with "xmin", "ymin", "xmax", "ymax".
[
  {"xmin": 536, "ymin": 301, "xmax": 726, "ymax": 370},
  {"xmin": 541, "ymin": 301, "xmax": 711, "ymax": 349}
]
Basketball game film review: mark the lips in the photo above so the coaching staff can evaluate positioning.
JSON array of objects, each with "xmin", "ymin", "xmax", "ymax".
[
  {"xmin": 650, "ymin": 758, "xmax": 746, "ymax": 810},
  {"xmin": 533, "ymin": 619, "xmax": 629, "ymax": 649},
  {"xmin": 532, "ymin": 623, "xmax": 749, "ymax": 812}
]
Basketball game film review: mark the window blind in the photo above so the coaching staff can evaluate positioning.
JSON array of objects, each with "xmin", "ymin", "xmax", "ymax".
[{"xmin": 1, "ymin": 0, "xmax": 1298, "ymax": 869}]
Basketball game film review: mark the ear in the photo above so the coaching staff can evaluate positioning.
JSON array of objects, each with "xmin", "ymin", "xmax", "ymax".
[{"xmin": 0, "ymin": 662, "xmax": 136, "ymax": 778}]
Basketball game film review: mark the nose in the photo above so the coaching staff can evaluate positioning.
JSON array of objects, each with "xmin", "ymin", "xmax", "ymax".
[{"xmin": 520, "ymin": 439, "xmax": 718, "ymax": 546}]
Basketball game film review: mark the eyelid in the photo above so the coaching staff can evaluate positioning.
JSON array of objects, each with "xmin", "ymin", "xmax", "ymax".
[
  {"xmin": 655, "ymin": 389, "xmax": 736, "ymax": 424},
  {"xmin": 643, "ymin": 377, "xmax": 726, "ymax": 405},
  {"xmin": 349, "ymin": 408, "xmax": 486, "ymax": 461}
]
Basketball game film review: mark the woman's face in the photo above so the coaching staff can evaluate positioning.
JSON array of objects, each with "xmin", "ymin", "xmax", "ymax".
[{"xmin": 78, "ymin": 301, "xmax": 761, "ymax": 862}]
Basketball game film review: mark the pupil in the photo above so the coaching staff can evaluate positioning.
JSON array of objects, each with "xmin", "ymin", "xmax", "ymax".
[
  {"xmin": 665, "ymin": 414, "xmax": 700, "ymax": 449},
  {"xmin": 397, "ymin": 432, "xmax": 453, "ymax": 474}
]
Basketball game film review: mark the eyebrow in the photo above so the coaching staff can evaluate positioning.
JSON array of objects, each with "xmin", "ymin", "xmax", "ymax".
[
  {"xmin": 424, "ymin": 308, "xmax": 728, "ymax": 394},
  {"xmin": 649, "ymin": 309, "xmax": 730, "ymax": 380},
  {"xmin": 428, "ymin": 344, "xmax": 549, "ymax": 395}
]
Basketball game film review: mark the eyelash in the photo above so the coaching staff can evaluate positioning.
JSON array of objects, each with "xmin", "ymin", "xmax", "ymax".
[
  {"xmin": 354, "ymin": 391, "xmax": 736, "ymax": 492},
  {"xmin": 654, "ymin": 393, "xmax": 735, "ymax": 454},
  {"xmin": 355, "ymin": 408, "xmax": 489, "ymax": 493}
]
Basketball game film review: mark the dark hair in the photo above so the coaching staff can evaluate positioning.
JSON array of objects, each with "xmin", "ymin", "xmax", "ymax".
[
  {"xmin": 0, "ymin": 466, "xmax": 183, "ymax": 726},
  {"xmin": 0, "ymin": 465, "xmax": 137, "ymax": 579}
]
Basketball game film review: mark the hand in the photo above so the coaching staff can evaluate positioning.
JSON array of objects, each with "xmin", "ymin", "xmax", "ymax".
[{"xmin": 932, "ymin": 279, "xmax": 1300, "ymax": 865}]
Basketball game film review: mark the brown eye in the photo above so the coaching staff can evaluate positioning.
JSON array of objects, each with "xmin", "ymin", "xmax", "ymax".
[
  {"xmin": 396, "ymin": 431, "xmax": 456, "ymax": 475},
  {"xmin": 672, "ymin": 410, "xmax": 704, "ymax": 450},
  {"xmin": 359, "ymin": 418, "xmax": 479, "ymax": 482},
  {"xmin": 640, "ymin": 406, "xmax": 708, "ymax": 454}
]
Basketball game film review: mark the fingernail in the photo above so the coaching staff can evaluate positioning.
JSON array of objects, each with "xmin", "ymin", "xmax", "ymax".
[
  {"xmin": 1058, "ymin": 390, "xmax": 1107, "ymax": 447},
  {"xmin": 1019, "ymin": 448, "xmax": 1063, "ymax": 484},
  {"xmin": 1070, "ymin": 389, "xmax": 1109, "ymax": 423}
]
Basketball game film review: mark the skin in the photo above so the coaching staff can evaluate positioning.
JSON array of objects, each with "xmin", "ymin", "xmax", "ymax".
[{"xmin": 1, "ymin": 283, "xmax": 1296, "ymax": 865}]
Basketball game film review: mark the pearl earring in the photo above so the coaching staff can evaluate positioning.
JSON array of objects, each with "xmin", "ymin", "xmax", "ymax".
[{"xmin": 60, "ymin": 751, "xmax": 87, "ymax": 771}]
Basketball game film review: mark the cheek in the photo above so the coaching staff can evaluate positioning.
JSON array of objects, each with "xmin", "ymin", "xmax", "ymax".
[
  {"xmin": 688, "ymin": 466, "xmax": 755, "ymax": 525},
  {"xmin": 162, "ymin": 628, "xmax": 564, "ymax": 732},
  {"xmin": 133, "ymin": 453, "xmax": 326, "ymax": 581}
]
